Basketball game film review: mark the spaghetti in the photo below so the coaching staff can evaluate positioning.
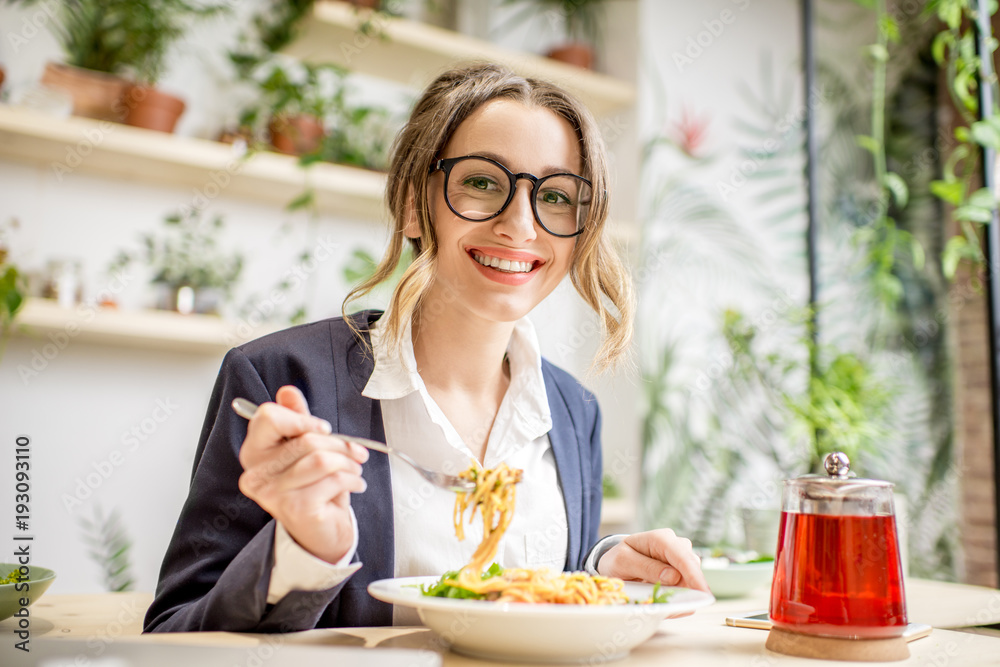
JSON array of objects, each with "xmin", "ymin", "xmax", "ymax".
[
  {"xmin": 421, "ymin": 461, "xmax": 669, "ymax": 605},
  {"xmin": 452, "ymin": 462, "xmax": 522, "ymax": 577}
]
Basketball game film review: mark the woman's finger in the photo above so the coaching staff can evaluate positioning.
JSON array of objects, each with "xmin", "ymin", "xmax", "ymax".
[
  {"xmin": 277, "ymin": 470, "xmax": 368, "ymax": 517},
  {"xmin": 269, "ymin": 449, "xmax": 364, "ymax": 494},
  {"xmin": 242, "ymin": 433, "xmax": 367, "ymax": 491},
  {"xmin": 624, "ymin": 530, "xmax": 709, "ymax": 592},
  {"xmin": 240, "ymin": 403, "xmax": 332, "ymax": 468},
  {"xmin": 276, "ymin": 384, "xmax": 311, "ymax": 415},
  {"xmin": 602, "ymin": 542, "xmax": 683, "ymax": 585}
]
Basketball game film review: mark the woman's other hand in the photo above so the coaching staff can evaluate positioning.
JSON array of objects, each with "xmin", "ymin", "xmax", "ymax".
[
  {"xmin": 237, "ymin": 385, "xmax": 369, "ymax": 564},
  {"xmin": 597, "ymin": 528, "xmax": 709, "ymax": 593}
]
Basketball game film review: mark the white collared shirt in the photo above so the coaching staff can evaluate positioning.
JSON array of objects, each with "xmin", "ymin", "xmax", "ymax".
[
  {"xmin": 365, "ymin": 314, "xmax": 568, "ymax": 624},
  {"xmin": 266, "ymin": 313, "xmax": 569, "ymax": 619}
]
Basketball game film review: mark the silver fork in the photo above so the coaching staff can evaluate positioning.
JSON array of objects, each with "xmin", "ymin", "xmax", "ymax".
[{"xmin": 230, "ymin": 398, "xmax": 475, "ymax": 493}]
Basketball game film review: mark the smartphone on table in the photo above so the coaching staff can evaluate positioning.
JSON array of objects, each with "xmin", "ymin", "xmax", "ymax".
[{"xmin": 725, "ymin": 612, "xmax": 933, "ymax": 641}]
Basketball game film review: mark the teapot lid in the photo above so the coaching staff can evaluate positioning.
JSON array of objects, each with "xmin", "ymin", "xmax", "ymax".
[
  {"xmin": 787, "ymin": 452, "xmax": 893, "ymax": 495},
  {"xmin": 784, "ymin": 453, "xmax": 894, "ymax": 515}
]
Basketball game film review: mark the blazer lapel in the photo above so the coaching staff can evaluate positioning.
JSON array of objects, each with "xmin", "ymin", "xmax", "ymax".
[
  {"xmin": 543, "ymin": 367, "xmax": 584, "ymax": 570},
  {"xmin": 334, "ymin": 313, "xmax": 394, "ymax": 625}
]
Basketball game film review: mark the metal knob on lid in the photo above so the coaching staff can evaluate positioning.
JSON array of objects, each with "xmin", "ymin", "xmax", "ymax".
[{"xmin": 823, "ymin": 452, "xmax": 851, "ymax": 479}]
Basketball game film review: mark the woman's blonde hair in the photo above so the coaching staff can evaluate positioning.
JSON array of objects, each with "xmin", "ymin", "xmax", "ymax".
[{"xmin": 343, "ymin": 61, "xmax": 634, "ymax": 372}]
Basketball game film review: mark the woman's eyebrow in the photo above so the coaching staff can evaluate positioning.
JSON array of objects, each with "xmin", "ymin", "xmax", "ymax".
[{"xmin": 467, "ymin": 151, "xmax": 578, "ymax": 176}]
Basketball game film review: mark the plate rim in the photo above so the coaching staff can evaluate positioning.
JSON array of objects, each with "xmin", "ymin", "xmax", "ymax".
[{"xmin": 367, "ymin": 574, "xmax": 715, "ymax": 617}]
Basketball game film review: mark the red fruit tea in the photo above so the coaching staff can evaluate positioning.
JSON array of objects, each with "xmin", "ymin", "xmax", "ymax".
[{"xmin": 769, "ymin": 511, "xmax": 907, "ymax": 639}]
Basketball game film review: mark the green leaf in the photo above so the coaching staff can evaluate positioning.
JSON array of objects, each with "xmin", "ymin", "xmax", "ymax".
[
  {"xmin": 856, "ymin": 134, "xmax": 881, "ymax": 155},
  {"xmin": 932, "ymin": 30, "xmax": 952, "ymax": 65},
  {"xmin": 883, "ymin": 172, "xmax": 909, "ymax": 208},
  {"xmin": 285, "ymin": 189, "xmax": 315, "ymax": 212},
  {"xmin": 954, "ymin": 126, "xmax": 971, "ymax": 143},
  {"xmin": 942, "ymin": 3, "xmax": 962, "ymax": 29},
  {"xmin": 955, "ymin": 68, "xmax": 979, "ymax": 112},
  {"xmin": 298, "ymin": 152, "xmax": 325, "ymax": 167},
  {"xmin": 971, "ymin": 120, "xmax": 1000, "ymax": 148},
  {"xmin": 967, "ymin": 187, "xmax": 996, "ymax": 209},
  {"xmin": 942, "ymin": 235, "xmax": 969, "ymax": 279},
  {"xmin": 953, "ymin": 205, "xmax": 994, "ymax": 223},
  {"xmin": 879, "ymin": 15, "xmax": 900, "ymax": 43},
  {"xmin": 644, "ymin": 581, "xmax": 676, "ymax": 604},
  {"xmin": 930, "ymin": 179, "xmax": 964, "ymax": 205},
  {"xmin": 942, "ymin": 143, "xmax": 972, "ymax": 182},
  {"xmin": 747, "ymin": 554, "xmax": 776, "ymax": 564}
]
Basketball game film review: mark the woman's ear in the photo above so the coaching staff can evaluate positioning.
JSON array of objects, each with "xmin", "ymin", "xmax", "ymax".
[{"xmin": 402, "ymin": 189, "xmax": 421, "ymax": 239}]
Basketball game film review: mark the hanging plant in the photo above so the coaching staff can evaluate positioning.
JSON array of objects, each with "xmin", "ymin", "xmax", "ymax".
[
  {"xmin": 851, "ymin": 0, "xmax": 926, "ymax": 305},
  {"xmin": 925, "ymin": 0, "xmax": 1000, "ymax": 277}
]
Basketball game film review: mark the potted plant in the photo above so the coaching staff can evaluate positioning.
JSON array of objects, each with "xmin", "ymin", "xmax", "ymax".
[
  {"xmin": 10, "ymin": 0, "xmax": 225, "ymax": 128},
  {"xmin": 116, "ymin": 0, "xmax": 228, "ymax": 133},
  {"xmin": 500, "ymin": 0, "xmax": 607, "ymax": 69},
  {"xmin": 110, "ymin": 210, "xmax": 243, "ymax": 316},
  {"xmin": 314, "ymin": 101, "xmax": 396, "ymax": 170},
  {"xmin": 230, "ymin": 56, "xmax": 346, "ymax": 156}
]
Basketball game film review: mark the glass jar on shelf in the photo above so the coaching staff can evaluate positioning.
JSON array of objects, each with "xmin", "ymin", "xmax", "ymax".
[{"xmin": 42, "ymin": 259, "xmax": 84, "ymax": 308}]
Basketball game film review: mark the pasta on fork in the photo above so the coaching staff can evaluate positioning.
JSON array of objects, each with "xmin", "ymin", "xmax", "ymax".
[{"xmin": 421, "ymin": 461, "xmax": 668, "ymax": 605}]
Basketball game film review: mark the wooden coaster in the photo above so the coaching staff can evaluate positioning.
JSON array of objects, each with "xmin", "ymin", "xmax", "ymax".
[{"xmin": 765, "ymin": 627, "xmax": 910, "ymax": 662}]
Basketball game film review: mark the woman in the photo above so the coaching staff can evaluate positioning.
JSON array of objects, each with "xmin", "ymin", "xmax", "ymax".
[{"xmin": 144, "ymin": 62, "xmax": 707, "ymax": 633}]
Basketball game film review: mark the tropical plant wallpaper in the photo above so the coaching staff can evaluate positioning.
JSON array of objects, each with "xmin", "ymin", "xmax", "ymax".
[{"xmin": 637, "ymin": 0, "xmax": 957, "ymax": 578}]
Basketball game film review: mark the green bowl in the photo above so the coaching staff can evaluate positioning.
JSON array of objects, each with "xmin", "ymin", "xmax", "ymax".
[
  {"xmin": 0, "ymin": 563, "xmax": 57, "ymax": 621},
  {"xmin": 700, "ymin": 560, "xmax": 773, "ymax": 599}
]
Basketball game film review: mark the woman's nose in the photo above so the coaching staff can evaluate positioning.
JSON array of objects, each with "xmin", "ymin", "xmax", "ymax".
[{"xmin": 493, "ymin": 182, "xmax": 538, "ymax": 244}]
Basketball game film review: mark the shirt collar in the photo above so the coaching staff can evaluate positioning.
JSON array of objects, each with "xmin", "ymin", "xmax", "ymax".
[
  {"xmin": 361, "ymin": 310, "xmax": 552, "ymax": 440},
  {"xmin": 361, "ymin": 310, "xmax": 421, "ymax": 400}
]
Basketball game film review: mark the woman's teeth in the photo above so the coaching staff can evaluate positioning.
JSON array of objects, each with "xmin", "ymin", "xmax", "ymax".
[{"xmin": 473, "ymin": 253, "xmax": 533, "ymax": 273}]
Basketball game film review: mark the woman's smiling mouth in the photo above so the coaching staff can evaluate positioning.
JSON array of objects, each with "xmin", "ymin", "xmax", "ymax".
[
  {"xmin": 472, "ymin": 252, "xmax": 534, "ymax": 273},
  {"xmin": 466, "ymin": 247, "xmax": 544, "ymax": 285}
]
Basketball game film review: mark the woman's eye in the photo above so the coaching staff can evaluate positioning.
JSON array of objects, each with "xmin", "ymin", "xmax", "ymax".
[
  {"xmin": 540, "ymin": 190, "xmax": 571, "ymax": 205},
  {"xmin": 463, "ymin": 176, "xmax": 497, "ymax": 191}
]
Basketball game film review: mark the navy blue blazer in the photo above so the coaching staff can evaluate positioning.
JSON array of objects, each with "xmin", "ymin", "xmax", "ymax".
[{"xmin": 144, "ymin": 311, "xmax": 604, "ymax": 633}]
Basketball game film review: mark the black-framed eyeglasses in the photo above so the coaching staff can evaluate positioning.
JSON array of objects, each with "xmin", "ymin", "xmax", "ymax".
[{"xmin": 429, "ymin": 155, "xmax": 592, "ymax": 238}]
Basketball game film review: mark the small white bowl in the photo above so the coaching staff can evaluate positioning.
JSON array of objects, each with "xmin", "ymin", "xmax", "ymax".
[{"xmin": 701, "ymin": 559, "xmax": 774, "ymax": 599}]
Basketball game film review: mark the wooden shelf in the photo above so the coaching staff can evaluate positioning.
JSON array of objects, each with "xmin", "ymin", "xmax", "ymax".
[
  {"xmin": 284, "ymin": 1, "xmax": 635, "ymax": 118},
  {"xmin": 13, "ymin": 298, "xmax": 277, "ymax": 354},
  {"xmin": 0, "ymin": 105, "xmax": 387, "ymax": 220}
]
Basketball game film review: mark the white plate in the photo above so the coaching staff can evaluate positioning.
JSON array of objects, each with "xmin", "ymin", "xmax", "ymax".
[{"xmin": 367, "ymin": 575, "xmax": 715, "ymax": 664}]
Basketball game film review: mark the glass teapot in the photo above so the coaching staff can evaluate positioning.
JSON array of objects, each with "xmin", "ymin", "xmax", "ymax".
[{"xmin": 768, "ymin": 452, "xmax": 907, "ymax": 639}]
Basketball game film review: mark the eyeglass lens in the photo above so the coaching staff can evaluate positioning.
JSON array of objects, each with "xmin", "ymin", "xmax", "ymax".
[{"xmin": 445, "ymin": 157, "xmax": 591, "ymax": 236}]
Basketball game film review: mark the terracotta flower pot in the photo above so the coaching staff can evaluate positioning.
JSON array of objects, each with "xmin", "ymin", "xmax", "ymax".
[
  {"xmin": 0, "ymin": 66, "xmax": 6, "ymax": 95},
  {"xmin": 123, "ymin": 85, "xmax": 186, "ymax": 133},
  {"xmin": 545, "ymin": 43, "xmax": 595, "ymax": 70},
  {"xmin": 40, "ymin": 61, "xmax": 129, "ymax": 121},
  {"xmin": 268, "ymin": 114, "xmax": 326, "ymax": 156},
  {"xmin": 348, "ymin": 0, "xmax": 380, "ymax": 8}
]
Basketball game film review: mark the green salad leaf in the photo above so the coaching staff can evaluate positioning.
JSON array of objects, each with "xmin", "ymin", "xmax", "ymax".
[
  {"xmin": 642, "ymin": 581, "xmax": 676, "ymax": 604},
  {"xmin": 419, "ymin": 563, "xmax": 504, "ymax": 599},
  {"xmin": 745, "ymin": 554, "xmax": 775, "ymax": 564}
]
